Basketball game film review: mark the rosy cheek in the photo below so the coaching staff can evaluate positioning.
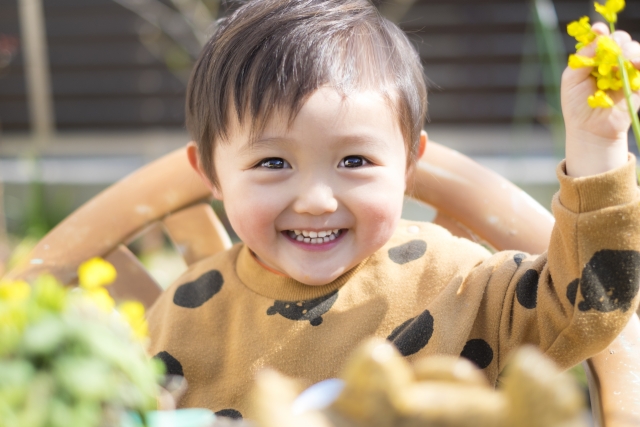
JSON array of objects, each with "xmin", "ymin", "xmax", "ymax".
[
  {"xmin": 352, "ymin": 192, "xmax": 403, "ymax": 237},
  {"xmin": 225, "ymin": 189, "xmax": 285, "ymax": 242}
]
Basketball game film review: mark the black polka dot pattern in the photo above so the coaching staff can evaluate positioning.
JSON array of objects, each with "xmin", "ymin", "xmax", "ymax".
[
  {"xmin": 577, "ymin": 250, "xmax": 640, "ymax": 312},
  {"xmin": 388, "ymin": 240, "xmax": 427, "ymax": 265},
  {"xmin": 173, "ymin": 270, "xmax": 224, "ymax": 308},
  {"xmin": 215, "ymin": 409, "xmax": 243, "ymax": 419},
  {"xmin": 513, "ymin": 253, "xmax": 526, "ymax": 267},
  {"xmin": 460, "ymin": 339, "xmax": 493, "ymax": 369},
  {"xmin": 566, "ymin": 279, "xmax": 579, "ymax": 306},
  {"xmin": 386, "ymin": 309, "xmax": 434, "ymax": 356},
  {"xmin": 516, "ymin": 269, "xmax": 539, "ymax": 309},
  {"xmin": 154, "ymin": 351, "xmax": 184, "ymax": 377},
  {"xmin": 266, "ymin": 291, "xmax": 338, "ymax": 326}
]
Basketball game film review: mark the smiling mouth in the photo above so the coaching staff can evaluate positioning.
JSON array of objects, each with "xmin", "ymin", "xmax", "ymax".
[{"xmin": 285, "ymin": 229, "xmax": 343, "ymax": 244}]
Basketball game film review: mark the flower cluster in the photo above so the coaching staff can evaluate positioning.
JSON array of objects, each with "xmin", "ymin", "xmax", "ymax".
[
  {"xmin": 0, "ymin": 257, "xmax": 148, "ymax": 342},
  {"xmin": 76, "ymin": 257, "xmax": 148, "ymax": 338},
  {"xmin": 594, "ymin": 0, "xmax": 625, "ymax": 24},
  {"xmin": 567, "ymin": 0, "xmax": 640, "ymax": 108},
  {"xmin": 567, "ymin": 16, "xmax": 597, "ymax": 50},
  {"xmin": 0, "ymin": 258, "xmax": 159, "ymax": 427}
]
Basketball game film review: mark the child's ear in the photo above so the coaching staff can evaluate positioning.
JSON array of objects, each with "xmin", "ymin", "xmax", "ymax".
[
  {"xmin": 418, "ymin": 130, "xmax": 428, "ymax": 160},
  {"xmin": 405, "ymin": 130, "xmax": 428, "ymax": 189},
  {"xmin": 186, "ymin": 142, "xmax": 223, "ymax": 200}
]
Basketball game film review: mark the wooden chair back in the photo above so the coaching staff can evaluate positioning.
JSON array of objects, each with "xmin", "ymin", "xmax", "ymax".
[{"xmin": 4, "ymin": 143, "xmax": 639, "ymax": 426}]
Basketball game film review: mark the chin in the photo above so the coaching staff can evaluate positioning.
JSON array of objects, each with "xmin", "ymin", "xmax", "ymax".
[{"xmin": 290, "ymin": 269, "xmax": 341, "ymax": 286}]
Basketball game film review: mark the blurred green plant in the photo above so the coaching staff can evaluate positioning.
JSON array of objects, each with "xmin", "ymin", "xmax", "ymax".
[
  {"xmin": 24, "ymin": 180, "xmax": 49, "ymax": 239},
  {"xmin": 0, "ymin": 258, "xmax": 162, "ymax": 427},
  {"xmin": 513, "ymin": 0, "xmax": 566, "ymax": 158}
]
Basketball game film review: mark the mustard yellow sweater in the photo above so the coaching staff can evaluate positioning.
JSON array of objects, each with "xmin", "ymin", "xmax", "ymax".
[{"xmin": 147, "ymin": 157, "xmax": 640, "ymax": 420}]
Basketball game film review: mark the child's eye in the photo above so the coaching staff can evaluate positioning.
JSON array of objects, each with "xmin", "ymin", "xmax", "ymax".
[
  {"xmin": 340, "ymin": 155, "xmax": 368, "ymax": 168},
  {"xmin": 258, "ymin": 158, "xmax": 290, "ymax": 169}
]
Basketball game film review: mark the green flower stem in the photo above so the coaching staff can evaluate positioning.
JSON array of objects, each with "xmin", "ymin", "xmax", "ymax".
[
  {"xmin": 617, "ymin": 55, "xmax": 640, "ymax": 152},
  {"xmin": 610, "ymin": 22, "xmax": 640, "ymax": 156},
  {"xmin": 138, "ymin": 409, "xmax": 149, "ymax": 427}
]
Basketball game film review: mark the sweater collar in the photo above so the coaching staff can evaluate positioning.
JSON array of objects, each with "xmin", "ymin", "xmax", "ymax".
[{"xmin": 236, "ymin": 245, "xmax": 367, "ymax": 301}]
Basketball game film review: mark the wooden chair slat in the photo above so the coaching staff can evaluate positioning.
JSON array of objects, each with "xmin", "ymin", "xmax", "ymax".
[
  {"xmin": 162, "ymin": 203, "xmax": 232, "ymax": 266},
  {"xmin": 432, "ymin": 212, "xmax": 477, "ymax": 243},
  {"xmin": 3, "ymin": 148, "xmax": 210, "ymax": 284},
  {"xmin": 104, "ymin": 244, "xmax": 162, "ymax": 310},
  {"xmin": 413, "ymin": 142, "xmax": 554, "ymax": 254},
  {"xmin": 585, "ymin": 316, "xmax": 640, "ymax": 427}
]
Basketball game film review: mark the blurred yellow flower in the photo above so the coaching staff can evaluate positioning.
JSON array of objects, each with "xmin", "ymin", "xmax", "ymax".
[
  {"xmin": 0, "ymin": 280, "xmax": 31, "ymax": 302},
  {"xmin": 595, "ymin": 36, "xmax": 622, "ymax": 76},
  {"xmin": 86, "ymin": 287, "xmax": 116, "ymax": 312},
  {"xmin": 118, "ymin": 301, "xmax": 148, "ymax": 339},
  {"xmin": 596, "ymin": 72, "xmax": 623, "ymax": 91},
  {"xmin": 625, "ymin": 62, "xmax": 640, "ymax": 90},
  {"xmin": 594, "ymin": 0, "xmax": 625, "ymax": 24},
  {"xmin": 78, "ymin": 257, "xmax": 117, "ymax": 290},
  {"xmin": 567, "ymin": 17, "xmax": 597, "ymax": 50},
  {"xmin": 588, "ymin": 90, "xmax": 615, "ymax": 108},
  {"xmin": 568, "ymin": 54, "xmax": 595, "ymax": 69}
]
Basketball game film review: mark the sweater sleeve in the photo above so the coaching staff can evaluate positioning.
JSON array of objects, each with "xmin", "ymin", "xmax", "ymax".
[{"xmin": 487, "ymin": 154, "xmax": 640, "ymax": 372}]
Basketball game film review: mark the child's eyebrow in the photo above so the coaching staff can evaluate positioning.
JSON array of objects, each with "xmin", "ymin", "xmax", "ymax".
[
  {"xmin": 239, "ymin": 136, "xmax": 296, "ymax": 154},
  {"xmin": 242, "ymin": 134, "xmax": 387, "ymax": 154},
  {"xmin": 333, "ymin": 134, "xmax": 388, "ymax": 150}
]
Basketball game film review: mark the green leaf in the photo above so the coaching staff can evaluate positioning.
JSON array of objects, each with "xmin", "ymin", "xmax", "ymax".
[
  {"xmin": 22, "ymin": 316, "xmax": 66, "ymax": 357},
  {"xmin": 54, "ymin": 357, "xmax": 116, "ymax": 401}
]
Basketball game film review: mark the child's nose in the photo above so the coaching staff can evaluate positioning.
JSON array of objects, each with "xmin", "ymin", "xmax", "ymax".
[{"xmin": 292, "ymin": 182, "xmax": 338, "ymax": 215}]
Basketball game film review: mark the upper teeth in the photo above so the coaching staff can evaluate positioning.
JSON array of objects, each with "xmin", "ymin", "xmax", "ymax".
[{"xmin": 289, "ymin": 229, "xmax": 341, "ymax": 244}]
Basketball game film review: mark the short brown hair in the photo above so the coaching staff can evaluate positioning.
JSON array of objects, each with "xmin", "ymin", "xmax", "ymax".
[{"xmin": 186, "ymin": 0, "xmax": 427, "ymax": 185}]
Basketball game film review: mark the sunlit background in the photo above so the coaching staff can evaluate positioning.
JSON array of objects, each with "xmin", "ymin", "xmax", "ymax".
[{"xmin": 0, "ymin": 0, "xmax": 639, "ymax": 286}]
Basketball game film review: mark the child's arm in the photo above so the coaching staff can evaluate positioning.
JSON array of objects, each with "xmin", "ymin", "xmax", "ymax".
[
  {"xmin": 562, "ymin": 22, "xmax": 640, "ymax": 177},
  {"xmin": 480, "ymin": 27, "xmax": 640, "ymax": 373}
]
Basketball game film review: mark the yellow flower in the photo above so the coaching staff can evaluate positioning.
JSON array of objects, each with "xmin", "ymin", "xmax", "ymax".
[
  {"xmin": 118, "ymin": 301, "xmax": 148, "ymax": 339},
  {"xmin": 0, "ymin": 280, "xmax": 31, "ymax": 302},
  {"xmin": 85, "ymin": 287, "xmax": 116, "ymax": 312},
  {"xmin": 588, "ymin": 90, "xmax": 615, "ymax": 108},
  {"xmin": 596, "ymin": 72, "xmax": 623, "ymax": 91},
  {"xmin": 594, "ymin": 0, "xmax": 625, "ymax": 24},
  {"xmin": 568, "ymin": 54, "xmax": 596, "ymax": 69},
  {"xmin": 595, "ymin": 36, "xmax": 622, "ymax": 75},
  {"xmin": 78, "ymin": 257, "xmax": 117, "ymax": 290},
  {"xmin": 625, "ymin": 61, "xmax": 640, "ymax": 91},
  {"xmin": 567, "ymin": 16, "xmax": 597, "ymax": 50}
]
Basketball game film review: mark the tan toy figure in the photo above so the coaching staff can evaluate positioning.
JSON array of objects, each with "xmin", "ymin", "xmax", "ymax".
[{"xmin": 252, "ymin": 339, "xmax": 587, "ymax": 427}]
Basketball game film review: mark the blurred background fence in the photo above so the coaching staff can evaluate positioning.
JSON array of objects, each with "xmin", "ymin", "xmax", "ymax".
[{"xmin": 0, "ymin": 0, "xmax": 639, "ymax": 280}]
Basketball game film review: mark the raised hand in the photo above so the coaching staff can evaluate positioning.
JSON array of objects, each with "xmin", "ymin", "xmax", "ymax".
[{"xmin": 561, "ymin": 23, "xmax": 640, "ymax": 177}]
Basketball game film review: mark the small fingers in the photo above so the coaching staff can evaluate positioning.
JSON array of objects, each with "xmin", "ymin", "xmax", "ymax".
[
  {"xmin": 576, "ymin": 23, "xmax": 612, "ymax": 57},
  {"xmin": 576, "ymin": 41, "xmax": 597, "ymax": 58},
  {"xmin": 592, "ymin": 22, "xmax": 609, "ymax": 36},
  {"xmin": 612, "ymin": 30, "xmax": 632, "ymax": 47},
  {"xmin": 623, "ymin": 40, "xmax": 640, "ymax": 61}
]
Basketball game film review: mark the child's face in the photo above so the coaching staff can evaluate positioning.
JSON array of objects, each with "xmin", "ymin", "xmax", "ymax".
[{"xmin": 210, "ymin": 88, "xmax": 410, "ymax": 285}]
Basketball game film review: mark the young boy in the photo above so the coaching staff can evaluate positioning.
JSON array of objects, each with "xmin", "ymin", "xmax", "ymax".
[{"xmin": 147, "ymin": 0, "xmax": 640, "ymax": 418}]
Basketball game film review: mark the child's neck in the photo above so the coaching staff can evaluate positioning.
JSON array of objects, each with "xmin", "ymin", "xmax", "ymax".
[{"xmin": 249, "ymin": 249, "xmax": 289, "ymax": 277}]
